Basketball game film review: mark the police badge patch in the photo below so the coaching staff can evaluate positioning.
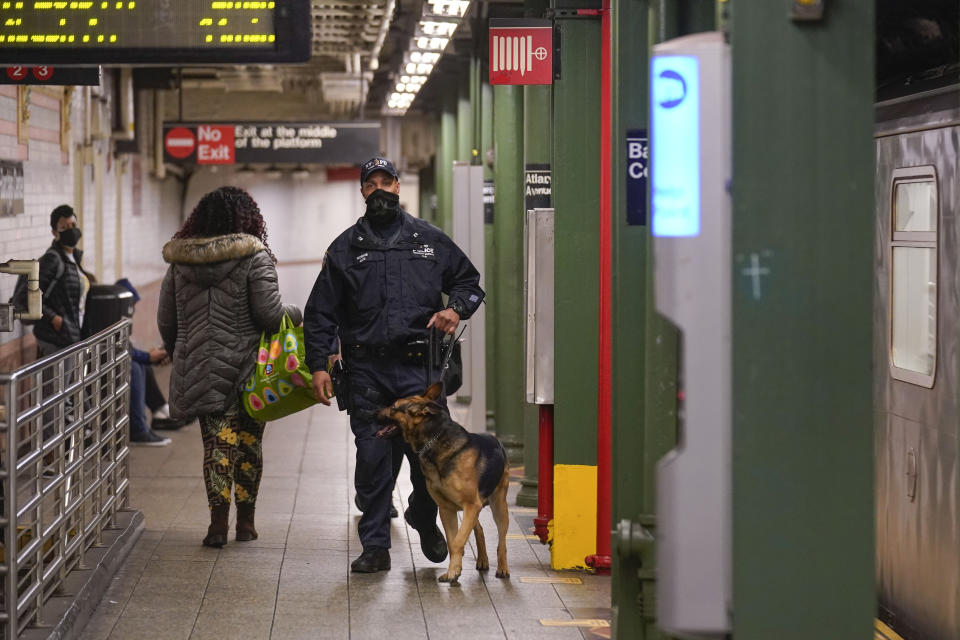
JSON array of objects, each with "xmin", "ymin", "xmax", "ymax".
[{"xmin": 412, "ymin": 245, "xmax": 435, "ymax": 259}]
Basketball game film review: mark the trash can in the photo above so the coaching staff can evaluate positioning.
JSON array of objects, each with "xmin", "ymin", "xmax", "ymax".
[{"xmin": 82, "ymin": 284, "xmax": 135, "ymax": 338}]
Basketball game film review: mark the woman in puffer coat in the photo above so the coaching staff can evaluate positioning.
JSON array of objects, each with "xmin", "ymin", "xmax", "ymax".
[{"xmin": 158, "ymin": 187, "xmax": 302, "ymax": 548}]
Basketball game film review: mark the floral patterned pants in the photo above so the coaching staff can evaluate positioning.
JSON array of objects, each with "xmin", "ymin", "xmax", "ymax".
[{"xmin": 199, "ymin": 402, "xmax": 266, "ymax": 507}]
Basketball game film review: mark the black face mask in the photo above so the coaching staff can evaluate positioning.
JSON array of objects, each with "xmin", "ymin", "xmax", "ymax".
[
  {"xmin": 364, "ymin": 189, "xmax": 400, "ymax": 226},
  {"xmin": 58, "ymin": 227, "xmax": 82, "ymax": 248}
]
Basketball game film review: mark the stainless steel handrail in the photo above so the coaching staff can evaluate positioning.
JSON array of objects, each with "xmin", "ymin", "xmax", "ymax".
[{"xmin": 0, "ymin": 320, "xmax": 131, "ymax": 638}]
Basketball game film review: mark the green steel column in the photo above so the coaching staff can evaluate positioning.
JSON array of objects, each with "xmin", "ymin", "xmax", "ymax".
[
  {"xmin": 549, "ymin": 11, "xmax": 601, "ymax": 569},
  {"xmin": 437, "ymin": 96, "xmax": 457, "ymax": 234},
  {"xmin": 482, "ymin": 81, "xmax": 497, "ymax": 432},
  {"xmin": 609, "ymin": 0, "xmax": 663, "ymax": 634},
  {"xmin": 492, "ymin": 84, "xmax": 525, "ymax": 463},
  {"xmin": 469, "ymin": 56, "xmax": 481, "ymax": 162},
  {"xmin": 552, "ymin": 17, "xmax": 600, "ymax": 470},
  {"xmin": 517, "ymin": 81, "xmax": 552, "ymax": 508},
  {"xmin": 419, "ymin": 164, "xmax": 437, "ymax": 227},
  {"xmin": 731, "ymin": 1, "xmax": 875, "ymax": 638},
  {"xmin": 432, "ymin": 120, "xmax": 444, "ymax": 228},
  {"xmin": 457, "ymin": 67, "xmax": 472, "ymax": 162}
]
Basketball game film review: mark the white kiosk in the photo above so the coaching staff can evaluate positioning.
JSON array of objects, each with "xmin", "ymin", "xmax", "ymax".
[{"xmin": 651, "ymin": 32, "xmax": 732, "ymax": 638}]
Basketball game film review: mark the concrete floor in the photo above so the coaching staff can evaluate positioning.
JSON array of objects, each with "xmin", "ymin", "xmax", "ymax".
[
  {"xmin": 81, "ymin": 226, "xmax": 611, "ymax": 640},
  {"xmin": 78, "ymin": 385, "xmax": 611, "ymax": 640}
]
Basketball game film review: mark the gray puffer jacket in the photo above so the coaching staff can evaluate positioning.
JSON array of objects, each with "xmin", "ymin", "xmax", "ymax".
[{"xmin": 157, "ymin": 233, "xmax": 302, "ymax": 421}]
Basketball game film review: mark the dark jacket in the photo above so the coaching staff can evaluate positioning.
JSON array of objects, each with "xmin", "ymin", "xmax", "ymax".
[
  {"xmin": 33, "ymin": 242, "xmax": 89, "ymax": 348},
  {"xmin": 157, "ymin": 233, "xmax": 302, "ymax": 421},
  {"xmin": 303, "ymin": 211, "xmax": 484, "ymax": 373}
]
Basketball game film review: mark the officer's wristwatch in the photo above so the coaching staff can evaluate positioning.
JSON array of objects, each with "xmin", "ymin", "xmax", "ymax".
[{"xmin": 447, "ymin": 300, "xmax": 465, "ymax": 317}]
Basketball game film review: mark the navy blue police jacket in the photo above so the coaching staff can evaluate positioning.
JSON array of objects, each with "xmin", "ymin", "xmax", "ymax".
[{"xmin": 303, "ymin": 210, "xmax": 484, "ymax": 373}]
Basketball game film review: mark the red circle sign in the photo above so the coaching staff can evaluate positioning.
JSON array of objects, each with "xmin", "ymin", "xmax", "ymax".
[
  {"xmin": 6, "ymin": 66, "xmax": 27, "ymax": 81},
  {"xmin": 164, "ymin": 127, "xmax": 196, "ymax": 159},
  {"xmin": 32, "ymin": 66, "xmax": 53, "ymax": 81}
]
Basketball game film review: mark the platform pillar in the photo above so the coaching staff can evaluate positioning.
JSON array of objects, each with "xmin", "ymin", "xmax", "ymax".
[
  {"xmin": 731, "ymin": 1, "xmax": 875, "ymax": 637},
  {"xmin": 492, "ymin": 84, "xmax": 525, "ymax": 464},
  {"xmin": 517, "ymin": 77, "xmax": 552, "ymax": 508},
  {"xmin": 549, "ymin": 4, "xmax": 601, "ymax": 570},
  {"xmin": 608, "ymin": 0, "xmax": 662, "ymax": 632},
  {"xmin": 481, "ymin": 81, "xmax": 497, "ymax": 433},
  {"xmin": 437, "ymin": 96, "xmax": 457, "ymax": 234}
]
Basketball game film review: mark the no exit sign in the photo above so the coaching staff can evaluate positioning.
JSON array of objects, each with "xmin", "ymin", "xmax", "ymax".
[
  {"xmin": 163, "ymin": 125, "xmax": 234, "ymax": 165},
  {"xmin": 489, "ymin": 19, "xmax": 552, "ymax": 86}
]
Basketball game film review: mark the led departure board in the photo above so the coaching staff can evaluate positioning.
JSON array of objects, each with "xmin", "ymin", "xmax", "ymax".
[{"xmin": 0, "ymin": 0, "xmax": 310, "ymax": 64}]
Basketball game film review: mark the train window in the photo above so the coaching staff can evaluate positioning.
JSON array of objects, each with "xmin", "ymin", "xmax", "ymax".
[
  {"xmin": 895, "ymin": 180, "xmax": 937, "ymax": 233},
  {"xmin": 890, "ymin": 167, "xmax": 939, "ymax": 388}
]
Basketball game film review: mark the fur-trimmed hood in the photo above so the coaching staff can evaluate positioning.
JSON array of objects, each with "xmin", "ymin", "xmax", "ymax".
[{"xmin": 162, "ymin": 233, "xmax": 266, "ymax": 265}]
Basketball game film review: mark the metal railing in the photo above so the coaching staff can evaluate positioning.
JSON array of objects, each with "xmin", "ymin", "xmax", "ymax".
[{"xmin": 0, "ymin": 320, "xmax": 131, "ymax": 639}]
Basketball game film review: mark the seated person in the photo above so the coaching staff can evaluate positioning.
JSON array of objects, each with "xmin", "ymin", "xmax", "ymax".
[
  {"xmin": 115, "ymin": 278, "xmax": 180, "ymax": 445},
  {"xmin": 129, "ymin": 345, "xmax": 172, "ymax": 446},
  {"xmin": 144, "ymin": 363, "xmax": 184, "ymax": 430}
]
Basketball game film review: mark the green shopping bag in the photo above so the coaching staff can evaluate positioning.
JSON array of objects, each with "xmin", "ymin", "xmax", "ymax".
[{"xmin": 242, "ymin": 314, "xmax": 317, "ymax": 421}]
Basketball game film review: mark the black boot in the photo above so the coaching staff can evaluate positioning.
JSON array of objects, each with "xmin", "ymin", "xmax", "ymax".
[
  {"xmin": 236, "ymin": 502, "xmax": 258, "ymax": 542},
  {"xmin": 405, "ymin": 508, "xmax": 447, "ymax": 563},
  {"xmin": 351, "ymin": 547, "xmax": 391, "ymax": 573},
  {"xmin": 202, "ymin": 503, "xmax": 230, "ymax": 548}
]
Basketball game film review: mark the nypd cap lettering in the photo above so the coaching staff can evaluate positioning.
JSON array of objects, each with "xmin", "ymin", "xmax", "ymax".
[{"xmin": 360, "ymin": 156, "xmax": 399, "ymax": 183}]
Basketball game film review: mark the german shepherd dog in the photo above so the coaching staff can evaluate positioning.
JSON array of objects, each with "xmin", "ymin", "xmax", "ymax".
[{"xmin": 376, "ymin": 383, "xmax": 510, "ymax": 584}]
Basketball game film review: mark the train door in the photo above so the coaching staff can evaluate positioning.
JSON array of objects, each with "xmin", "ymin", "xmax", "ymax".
[{"xmin": 874, "ymin": 88, "xmax": 960, "ymax": 640}]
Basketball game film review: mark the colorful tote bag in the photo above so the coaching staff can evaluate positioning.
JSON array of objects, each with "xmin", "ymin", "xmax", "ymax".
[{"xmin": 242, "ymin": 314, "xmax": 317, "ymax": 421}]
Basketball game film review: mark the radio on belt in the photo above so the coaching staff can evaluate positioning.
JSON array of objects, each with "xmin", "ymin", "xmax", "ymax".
[{"xmin": 650, "ymin": 32, "xmax": 732, "ymax": 638}]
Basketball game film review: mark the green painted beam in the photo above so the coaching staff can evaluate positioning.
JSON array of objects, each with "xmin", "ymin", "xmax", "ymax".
[
  {"xmin": 609, "ymin": 0, "xmax": 663, "ymax": 635},
  {"xmin": 469, "ymin": 56, "xmax": 481, "ymax": 163},
  {"xmin": 482, "ymin": 81, "xmax": 497, "ymax": 432},
  {"xmin": 419, "ymin": 164, "xmax": 437, "ymax": 227},
  {"xmin": 552, "ymin": 17, "xmax": 600, "ymax": 467},
  {"xmin": 731, "ymin": 1, "xmax": 875, "ymax": 637},
  {"xmin": 431, "ymin": 120, "xmax": 443, "ymax": 228},
  {"xmin": 517, "ymin": 82, "xmax": 552, "ymax": 508},
  {"xmin": 457, "ymin": 66, "xmax": 472, "ymax": 163},
  {"xmin": 492, "ymin": 84, "xmax": 525, "ymax": 463},
  {"xmin": 437, "ymin": 98, "xmax": 457, "ymax": 234}
]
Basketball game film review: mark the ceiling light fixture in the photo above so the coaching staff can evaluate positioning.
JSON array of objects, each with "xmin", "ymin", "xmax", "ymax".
[{"xmin": 382, "ymin": 1, "xmax": 470, "ymax": 116}]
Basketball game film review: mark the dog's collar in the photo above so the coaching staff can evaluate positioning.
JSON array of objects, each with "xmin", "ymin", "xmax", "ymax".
[{"xmin": 416, "ymin": 433, "xmax": 442, "ymax": 458}]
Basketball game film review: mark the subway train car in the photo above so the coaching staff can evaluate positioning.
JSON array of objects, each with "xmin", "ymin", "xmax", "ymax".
[{"xmin": 874, "ymin": 72, "xmax": 960, "ymax": 639}]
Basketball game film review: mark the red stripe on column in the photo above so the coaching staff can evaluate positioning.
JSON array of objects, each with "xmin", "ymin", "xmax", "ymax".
[{"xmin": 589, "ymin": 0, "xmax": 613, "ymax": 574}]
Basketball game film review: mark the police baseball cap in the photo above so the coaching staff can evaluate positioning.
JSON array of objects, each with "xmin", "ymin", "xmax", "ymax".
[{"xmin": 360, "ymin": 157, "xmax": 399, "ymax": 183}]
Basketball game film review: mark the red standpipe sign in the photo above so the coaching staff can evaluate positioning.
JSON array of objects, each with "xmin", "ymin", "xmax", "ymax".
[{"xmin": 489, "ymin": 19, "xmax": 552, "ymax": 86}]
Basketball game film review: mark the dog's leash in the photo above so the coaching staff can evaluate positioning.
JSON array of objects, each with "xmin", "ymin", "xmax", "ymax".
[
  {"xmin": 440, "ymin": 324, "xmax": 465, "ymax": 382},
  {"xmin": 430, "ymin": 324, "xmax": 466, "ymax": 387}
]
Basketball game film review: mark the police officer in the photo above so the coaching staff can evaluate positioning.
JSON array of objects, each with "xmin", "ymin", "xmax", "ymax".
[{"xmin": 304, "ymin": 156, "xmax": 485, "ymax": 573}]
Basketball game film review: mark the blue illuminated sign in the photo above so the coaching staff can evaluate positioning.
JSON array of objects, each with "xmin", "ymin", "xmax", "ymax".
[{"xmin": 651, "ymin": 55, "xmax": 700, "ymax": 237}]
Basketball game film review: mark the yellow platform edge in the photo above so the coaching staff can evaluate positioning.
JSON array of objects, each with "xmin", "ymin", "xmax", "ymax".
[
  {"xmin": 875, "ymin": 619, "xmax": 905, "ymax": 640},
  {"xmin": 550, "ymin": 464, "xmax": 597, "ymax": 570}
]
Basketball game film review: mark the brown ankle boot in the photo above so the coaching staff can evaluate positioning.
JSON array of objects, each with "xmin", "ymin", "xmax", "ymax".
[
  {"xmin": 236, "ymin": 502, "xmax": 258, "ymax": 541},
  {"xmin": 202, "ymin": 503, "xmax": 230, "ymax": 547}
]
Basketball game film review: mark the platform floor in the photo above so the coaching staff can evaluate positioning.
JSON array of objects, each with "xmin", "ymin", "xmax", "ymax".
[{"xmin": 79, "ymin": 396, "xmax": 611, "ymax": 640}]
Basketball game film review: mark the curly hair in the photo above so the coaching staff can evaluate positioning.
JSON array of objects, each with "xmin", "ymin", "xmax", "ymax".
[{"xmin": 174, "ymin": 187, "xmax": 277, "ymax": 263}]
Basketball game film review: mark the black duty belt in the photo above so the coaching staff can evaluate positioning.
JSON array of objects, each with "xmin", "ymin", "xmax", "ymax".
[{"xmin": 344, "ymin": 342, "xmax": 432, "ymax": 364}]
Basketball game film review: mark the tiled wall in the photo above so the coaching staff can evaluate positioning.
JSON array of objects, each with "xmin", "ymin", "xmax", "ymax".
[{"xmin": 0, "ymin": 80, "xmax": 182, "ymax": 369}]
